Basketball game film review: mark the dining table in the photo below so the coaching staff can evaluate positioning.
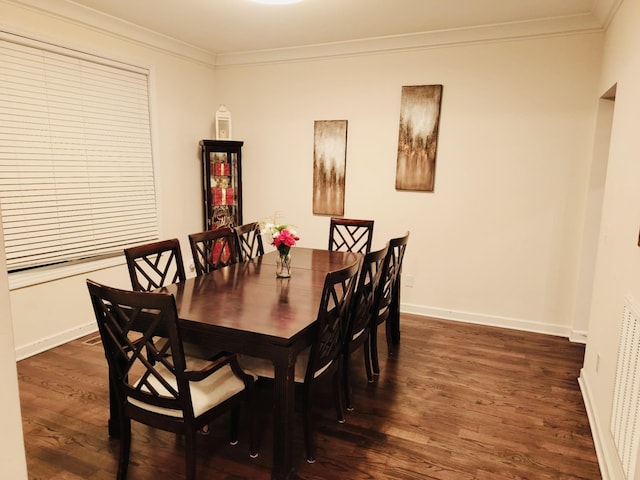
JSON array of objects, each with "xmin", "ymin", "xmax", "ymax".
[{"xmin": 138, "ymin": 247, "xmax": 361, "ymax": 479}]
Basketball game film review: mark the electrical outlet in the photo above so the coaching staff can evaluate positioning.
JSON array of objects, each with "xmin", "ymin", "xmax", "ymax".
[
  {"xmin": 596, "ymin": 353, "xmax": 601, "ymax": 373},
  {"xmin": 189, "ymin": 262, "xmax": 195, "ymax": 273},
  {"xmin": 405, "ymin": 274, "xmax": 414, "ymax": 288}
]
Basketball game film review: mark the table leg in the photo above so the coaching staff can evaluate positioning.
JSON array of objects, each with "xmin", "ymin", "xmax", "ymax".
[{"xmin": 271, "ymin": 355, "xmax": 296, "ymax": 480}]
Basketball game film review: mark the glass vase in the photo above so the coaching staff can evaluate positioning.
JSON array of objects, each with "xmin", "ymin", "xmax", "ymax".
[{"xmin": 276, "ymin": 252, "xmax": 292, "ymax": 278}]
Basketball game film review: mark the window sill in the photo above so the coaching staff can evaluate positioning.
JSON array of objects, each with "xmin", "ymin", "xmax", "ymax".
[{"xmin": 9, "ymin": 256, "xmax": 125, "ymax": 290}]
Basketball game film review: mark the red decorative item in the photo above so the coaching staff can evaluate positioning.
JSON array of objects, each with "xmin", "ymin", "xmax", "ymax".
[
  {"xmin": 212, "ymin": 241, "xmax": 231, "ymax": 265},
  {"xmin": 213, "ymin": 162, "xmax": 230, "ymax": 176},
  {"xmin": 213, "ymin": 187, "xmax": 235, "ymax": 206}
]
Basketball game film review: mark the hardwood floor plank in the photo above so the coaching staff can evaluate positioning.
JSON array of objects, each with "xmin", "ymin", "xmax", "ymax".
[{"xmin": 18, "ymin": 314, "xmax": 600, "ymax": 479}]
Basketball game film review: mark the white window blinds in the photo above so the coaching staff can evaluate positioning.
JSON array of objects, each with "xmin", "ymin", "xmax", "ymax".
[{"xmin": 0, "ymin": 38, "xmax": 159, "ymax": 272}]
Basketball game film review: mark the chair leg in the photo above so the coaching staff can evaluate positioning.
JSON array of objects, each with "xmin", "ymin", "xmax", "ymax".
[
  {"xmin": 333, "ymin": 368, "xmax": 345, "ymax": 423},
  {"xmin": 364, "ymin": 337, "xmax": 373, "ymax": 383},
  {"xmin": 247, "ymin": 388, "xmax": 259, "ymax": 458},
  {"xmin": 229, "ymin": 405, "xmax": 240, "ymax": 445},
  {"xmin": 385, "ymin": 318, "xmax": 396, "ymax": 356},
  {"xmin": 390, "ymin": 280, "xmax": 401, "ymax": 346},
  {"xmin": 370, "ymin": 323, "xmax": 381, "ymax": 375},
  {"xmin": 303, "ymin": 387, "xmax": 316, "ymax": 463},
  {"xmin": 184, "ymin": 431, "xmax": 197, "ymax": 480},
  {"xmin": 116, "ymin": 418, "xmax": 131, "ymax": 480},
  {"xmin": 343, "ymin": 351, "xmax": 353, "ymax": 412}
]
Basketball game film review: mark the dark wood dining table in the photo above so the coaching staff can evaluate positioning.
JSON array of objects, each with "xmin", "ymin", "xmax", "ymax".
[{"xmin": 158, "ymin": 247, "xmax": 360, "ymax": 479}]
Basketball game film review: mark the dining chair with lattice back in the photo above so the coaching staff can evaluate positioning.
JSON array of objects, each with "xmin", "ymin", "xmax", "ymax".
[
  {"xmin": 343, "ymin": 244, "xmax": 388, "ymax": 411},
  {"xmin": 124, "ymin": 238, "xmax": 186, "ymax": 292},
  {"xmin": 370, "ymin": 231, "xmax": 409, "ymax": 376},
  {"xmin": 235, "ymin": 222, "xmax": 264, "ymax": 262},
  {"xmin": 388, "ymin": 232, "xmax": 410, "ymax": 348},
  {"xmin": 328, "ymin": 218, "xmax": 374, "ymax": 254},
  {"xmin": 86, "ymin": 280, "xmax": 257, "ymax": 480},
  {"xmin": 189, "ymin": 227, "xmax": 239, "ymax": 276},
  {"xmin": 239, "ymin": 259, "xmax": 360, "ymax": 463},
  {"xmin": 124, "ymin": 239, "xmax": 222, "ymax": 361}
]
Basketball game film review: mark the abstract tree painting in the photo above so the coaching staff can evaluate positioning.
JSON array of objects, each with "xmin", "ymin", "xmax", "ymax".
[
  {"xmin": 396, "ymin": 85, "xmax": 443, "ymax": 191},
  {"xmin": 313, "ymin": 120, "xmax": 347, "ymax": 215}
]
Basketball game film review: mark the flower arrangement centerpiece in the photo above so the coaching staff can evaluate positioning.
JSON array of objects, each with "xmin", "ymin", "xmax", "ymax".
[{"xmin": 262, "ymin": 219, "xmax": 300, "ymax": 278}]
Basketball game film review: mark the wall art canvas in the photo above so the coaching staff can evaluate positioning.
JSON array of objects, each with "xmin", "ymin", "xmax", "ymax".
[
  {"xmin": 313, "ymin": 120, "xmax": 347, "ymax": 216},
  {"xmin": 396, "ymin": 85, "xmax": 443, "ymax": 191}
]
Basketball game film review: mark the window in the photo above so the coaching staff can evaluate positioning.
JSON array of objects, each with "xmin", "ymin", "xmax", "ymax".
[{"xmin": 0, "ymin": 34, "xmax": 159, "ymax": 273}]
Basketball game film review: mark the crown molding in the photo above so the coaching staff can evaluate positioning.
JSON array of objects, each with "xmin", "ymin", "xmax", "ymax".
[
  {"xmin": 5, "ymin": 0, "xmax": 607, "ymax": 68},
  {"xmin": 4, "ymin": 0, "xmax": 216, "ymax": 65},
  {"xmin": 215, "ymin": 14, "xmax": 604, "ymax": 67},
  {"xmin": 592, "ymin": 0, "xmax": 624, "ymax": 28}
]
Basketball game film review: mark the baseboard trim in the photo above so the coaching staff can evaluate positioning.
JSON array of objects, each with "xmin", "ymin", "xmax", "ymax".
[
  {"xmin": 578, "ymin": 369, "xmax": 614, "ymax": 480},
  {"xmin": 15, "ymin": 302, "xmax": 583, "ymax": 360},
  {"xmin": 401, "ymin": 302, "xmax": 572, "ymax": 338},
  {"xmin": 15, "ymin": 322, "xmax": 97, "ymax": 361},
  {"xmin": 570, "ymin": 329, "xmax": 589, "ymax": 344}
]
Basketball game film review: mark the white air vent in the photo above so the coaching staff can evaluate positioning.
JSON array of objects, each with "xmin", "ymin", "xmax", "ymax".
[{"xmin": 611, "ymin": 296, "xmax": 640, "ymax": 480}]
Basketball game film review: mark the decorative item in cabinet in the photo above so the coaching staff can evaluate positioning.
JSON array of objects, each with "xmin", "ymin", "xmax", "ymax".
[{"xmin": 199, "ymin": 139, "xmax": 243, "ymax": 229}]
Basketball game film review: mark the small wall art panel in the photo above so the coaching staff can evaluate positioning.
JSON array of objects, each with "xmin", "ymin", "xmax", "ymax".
[
  {"xmin": 396, "ymin": 85, "xmax": 443, "ymax": 192},
  {"xmin": 313, "ymin": 120, "xmax": 348, "ymax": 216}
]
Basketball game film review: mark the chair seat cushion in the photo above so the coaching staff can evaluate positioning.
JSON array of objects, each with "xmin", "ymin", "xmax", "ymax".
[
  {"xmin": 351, "ymin": 327, "xmax": 366, "ymax": 341},
  {"xmin": 129, "ymin": 357, "xmax": 253, "ymax": 418},
  {"xmin": 239, "ymin": 348, "xmax": 332, "ymax": 382},
  {"xmin": 239, "ymin": 349, "xmax": 308, "ymax": 383}
]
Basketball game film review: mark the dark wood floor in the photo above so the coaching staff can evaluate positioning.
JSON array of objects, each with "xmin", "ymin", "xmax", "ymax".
[{"xmin": 18, "ymin": 314, "xmax": 601, "ymax": 479}]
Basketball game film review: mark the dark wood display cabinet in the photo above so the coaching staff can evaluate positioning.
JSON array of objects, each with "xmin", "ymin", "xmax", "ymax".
[{"xmin": 199, "ymin": 139, "xmax": 243, "ymax": 229}]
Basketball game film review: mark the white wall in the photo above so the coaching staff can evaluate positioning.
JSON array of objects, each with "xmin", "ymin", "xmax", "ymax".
[
  {"xmin": 579, "ymin": 0, "xmax": 640, "ymax": 477},
  {"xmin": 216, "ymin": 33, "xmax": 603, "ymax": 338},
  {"xmin": 1, "ymin": 1, "xmax": 218, "ymax": 358},
  {"xmin": 0, "ymin": 210, "xmax": 27, "ymax": 478}
]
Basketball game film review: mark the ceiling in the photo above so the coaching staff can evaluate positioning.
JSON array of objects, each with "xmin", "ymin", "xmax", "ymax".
[{"xmin": 13, "ymin": 0, "xmax": 620, "ymax": 62}]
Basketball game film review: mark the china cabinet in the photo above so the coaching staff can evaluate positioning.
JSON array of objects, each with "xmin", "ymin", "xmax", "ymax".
[{"xmin": 199, "ymin": 139, "xmax": 243, "ymax": 229}]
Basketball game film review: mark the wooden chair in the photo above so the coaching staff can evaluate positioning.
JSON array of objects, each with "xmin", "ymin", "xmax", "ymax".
[
  {"xmin": 86, "ymin": 280, "xmax": 256, "ymax": 480},
  {"xmin": 124, "ymin": 239, "xmax": 221, "ymax": 360},
  {"xmin": 370, "ymin": 231, "xmax": 410, "ymax": 376},
  {"xmin": 235, "ymin": 222, "xmax": 264, "ymax": 262},
  {"xmin": 189, "ymin": 227, "xmax": 239, "ymax": 276},
  {"xmin": 388, "ymin": 232, "xmax": 410, "ymax": 348},
  {"xmin": 328, "ymin": 217, "xmax": 374, "ymax": 254},
  {"xmin": 343, "ymin": 245, "xmax": 388, "ymax": 411},
  {"xmin": 239, "ymin": 260, "xmax": 360, "ymax": 463},
  {"xmin": 124, "ymin": 238, "xmax": 186, "ymax": 292}
]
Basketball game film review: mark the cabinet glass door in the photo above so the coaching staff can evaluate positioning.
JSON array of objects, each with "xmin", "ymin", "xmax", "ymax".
[
  {"xmin": 208, "ymin": 150, "xmax": 238, "ymax": 227},
  {"xmin": 200, "ymin": 139, "xmax": 243, "ymax": 229}
]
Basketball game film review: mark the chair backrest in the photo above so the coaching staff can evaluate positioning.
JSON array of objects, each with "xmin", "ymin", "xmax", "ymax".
[
  {"xmin": 189, "ymin": 227, "xmax": 239, "ymax": 276},
  {"xmin": 235, "ymin": 222, "xmax": 264, "ymax": 262},
  {"xmin": 86, "ymin": 280, "xmax": 194, "ymax": 419},
  {"xmin": 374, "ymin": 232, "xmax": 410, "ymax": 320},
  {"xmin": 347, "ymin": 245, "xmax": 388, "ymax": 343},
  {"xmin": 388, "ymin": 231, "xmax": 410, "ymax": 290},
  {"xmin": 124, "ymin": 238, "xmax": 186, "ymax": 292},
  {"xmin": 305, "ymin": 260, "xmax": 360, "ymax": 383},
  {"xmin": 328, "ymin": 218, "xmax": 374, "ymax": 254}
]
